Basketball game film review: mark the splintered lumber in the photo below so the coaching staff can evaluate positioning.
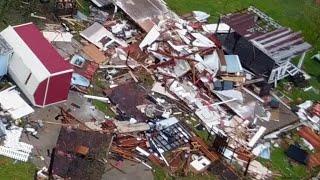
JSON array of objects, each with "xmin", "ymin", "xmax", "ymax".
[
  {"xmin": 221, "ymin": 76, "xmax": 246, "ymax": 83},
  {"xmin": 248, "ymin": 127, "xmax": 266, "ymax": 147},
  {"xmin": 108, "ymin": 162, "xmax": 126, "ymax": 174},
  {"xmin": 83, "ymin": 95, "xmax": 109, "ymax": 102},
  {"xmin": 169, "ymin": 151, "xmax": 183, "ymax": 173},
  {"xmin": 111, "ymin": 146, "xmax": 139, "ymax": 162},
  {"xmin": 129, "ymin": 70, "xmax": 139, "ymax": 82},
  {"xmin": 309, "ymin": 152, "xmax": 320, "ymax": 168},
  {"xmin": 117, "ymin": 137, "xmax": 147, "ymax": 149},
  {"xmin": 183, "ymin": 154, "xmax": 191, "ymax": 176},
  {"xmin": 82, "ymin": 44, "xmax": 107, "ymax": 64},
  {"xmin": 148, "ymin": 154, "xmax": 163, "ymax": 167},
  {"xmin": 191, "ymin": 136, "xmax": 219, "ymax": 162},
  {"xmin": 134, "ymin": 157, "xmax": 153, "ymax": 170},
  {"xmin": 150, "ymin": 139, "xmax": 170, "ymax": 167},
  {"xmin": 106, "ymin": 134, "xmax": 115, "ymax": 160},
  {"xmin": 236, "ymin": 148, "xmax": 252, "ymax": 162},
  {"xmin": 30, "ymin": 13, "xmax": 46, "ymax": 20},
  {"xmin": 298, "ymin": 126, "xmax": 320, "ymax": 150},
  {"xmin": 114, "ymin": 121, "xmax": 150, "ymax": 133},
  {"xmin": 243, "ymin": 77, "xmax": 265, "ymax": 85},
  {"xmin": 216, "ymin": 48, "xmax": 226, "ymax": 72}
]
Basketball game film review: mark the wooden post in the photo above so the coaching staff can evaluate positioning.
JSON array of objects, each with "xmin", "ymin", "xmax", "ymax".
[
  {"xmin": 48, "ymin": 148, "xmax": 55, "ymax": 180},
  {"xmin": 244, "ymin": 158, "xmax": 251, "ymax": 176},
  {"xmin": 192, "ymin": 62, "xmax": 196, "ymax": 84},
  {"xmin": 226, "ymin": 27, "xmax": 232, "ymax": 41},
  {"xmin": 215, "ymin": 17, "xmax": 221, "ymax": 33}
]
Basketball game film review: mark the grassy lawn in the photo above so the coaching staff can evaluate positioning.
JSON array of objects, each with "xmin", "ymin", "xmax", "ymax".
[
  {"xmin": 92, "ymin": 99, "xmax": 116, "ymax": 118},
  {"xmin": 153, "ymin": 165, "xmax": 217, "ymax": 180},
  {"xmin": 77, "ymin": 0, "xmax": 91, "ymax": 16},
  {"xmin": 167, "ymin": 0, "xmax": 320, "ymax": 102},
  {"xmin": 0, "ymin": 156, "xmax": 36, "ymax": 180},
  {"xmin": 0, "ymin": 0, "xmax": 57, "ymax": 30},
  {"xmin": 258, "ymin": 147, "xmax": 312, "ymax": 179}
]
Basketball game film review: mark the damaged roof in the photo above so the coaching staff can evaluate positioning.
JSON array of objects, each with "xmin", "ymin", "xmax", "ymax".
[
  {"xmin": 104, "ymin": 82, "xmax": 150, "ymax": 121},
  {"xmin": 115, "ymin": 0, "xmax": 176, "ymax": 32},
  {"xmin": 91, "ymin": 0, "xmax": 113, "ymax": 7},
  {"xmin": 220, "ymin": 6, "xmax": 312, "ymax": 63},
  {"xmin": 52, "ymin": 127, "xmax": 111, "ymax": 179}
]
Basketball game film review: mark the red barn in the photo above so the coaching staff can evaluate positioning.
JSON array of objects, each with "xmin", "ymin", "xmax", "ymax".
[{"xmin": 0, "ymin": 23, "xmax": 73, "ymax": 107}]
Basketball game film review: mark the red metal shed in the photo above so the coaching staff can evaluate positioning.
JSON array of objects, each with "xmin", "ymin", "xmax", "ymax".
[{"xmin": 0, "ymin": 23, "xmax": 73, "ymax": 107}]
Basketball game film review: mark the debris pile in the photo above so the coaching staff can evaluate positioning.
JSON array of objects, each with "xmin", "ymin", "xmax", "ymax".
[
  {"xmin": 0, "ymin": 1, "xmax": 316, "ymax": 180},
  {"xmin": 52, "ymin": 9, "xmax": 287, "ymax": 179}
]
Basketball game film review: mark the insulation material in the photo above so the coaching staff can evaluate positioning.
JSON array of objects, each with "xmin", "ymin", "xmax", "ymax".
[
  {"xmin": 0, "ymin": 86, "xmax": 34, "ymax": 119},
  {"xmin": 191, "ymin": 33, "xmax": 215, "ymax": 47},
  {"xmin": 42, "ymin": 31, "xmax": 73, "ymax": 42},
  {"xmin": 248, "ymin": 127, "xmax": 266, "ymax": 147},
  {"xmin": 80, "ymin": 22, "xmax": 127, "ymax": 51},
  {"xmin": 0, "ymin": 126, "xmax": 33, "ymax": 162},
  {"xmin": 190, "ymin": 156, "xmax": 211, "ymax": 172},
  {"xmin": 202, "ymin": 23, "xmax": 231, "ymax": 33},
  {"xmin": 139, "ymin": 25, "xmax": 160, "ymax": 49},
  {"xmin": 192, "ymin": 11, "xmax": 210, "ymax": 22}
]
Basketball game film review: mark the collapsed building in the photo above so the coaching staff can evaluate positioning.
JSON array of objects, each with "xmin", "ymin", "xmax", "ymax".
[
  {"xmin": 215, "ymin": 6, "xmax": 312, "ymax": 85},
  {"xmin": 0, "ymin": 0, "xmax": 317, "ymax": 179},
  {"xmin": 51, "ymin": 127, "xmax": 112, "ymax": 179}
]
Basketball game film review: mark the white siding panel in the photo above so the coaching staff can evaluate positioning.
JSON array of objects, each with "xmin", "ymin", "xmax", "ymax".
[
  {"xmin": 8, "ymin": 64, "xmax": 35, "ymax": 104},
  {"xmin": 9, "ymin": 53, "xmax": 30, "ymax": 83},
  {"xmin": 9, "ymin": 52, "xmax": 40, "ymax": 96}
]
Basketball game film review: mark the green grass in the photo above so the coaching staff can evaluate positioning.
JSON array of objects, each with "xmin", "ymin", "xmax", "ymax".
[
  {"xmin": 177, "ymin": 175, "xmax": 216, "ymax": 180},
  {"xmin": 166, "ymin": 0, "xmax": 320, "ymax": 102},
  {"xmin": 0, "ymin": 0, "xmax": 55, "ymax": 30},
  {"xmin": 0, "ymin": 156, "xmax": 36, "ymax": 180},
  {"xmin": 153, "ymin": 165, "xmax": 217, "ymax": 180},
  {"xmin": 77, "ymin": 0, "xmax": 91, "ymax": 16},
  {"xmin": 92, "ymin": 99, "xmax": 116, "ymax": 117},
  {"xmin": 153, "ymin": 166, "xmax": 173, "ymax": 180},
  {"xmin": 259, "ymin": 148, "xmax": 309, "ymax": 179}
]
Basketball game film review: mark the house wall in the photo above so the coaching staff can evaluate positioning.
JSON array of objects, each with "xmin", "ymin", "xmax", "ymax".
[
  {"xmin": 217, "ymin": 32, "xmax": 275, "ymax": 77},
  {"xmin": 34, "ymin": 78, "xmax": 48, "ymax": 106},
  {"xmin": 8, "ymin": 52, "xmax": 35, "ymax": 104}
]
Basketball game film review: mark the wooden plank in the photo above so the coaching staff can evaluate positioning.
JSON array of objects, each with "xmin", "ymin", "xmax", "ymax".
[
  {"xmin": 82, "ymin": 44, "xmax": 107, "ymax": 64},
  {"xmin": 216, "ymin": 48, "xmax": 226, "ymax": 72},
  {"xmin": 191, "ymin": 136, "xmax": 219, "ymax": 162}
]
